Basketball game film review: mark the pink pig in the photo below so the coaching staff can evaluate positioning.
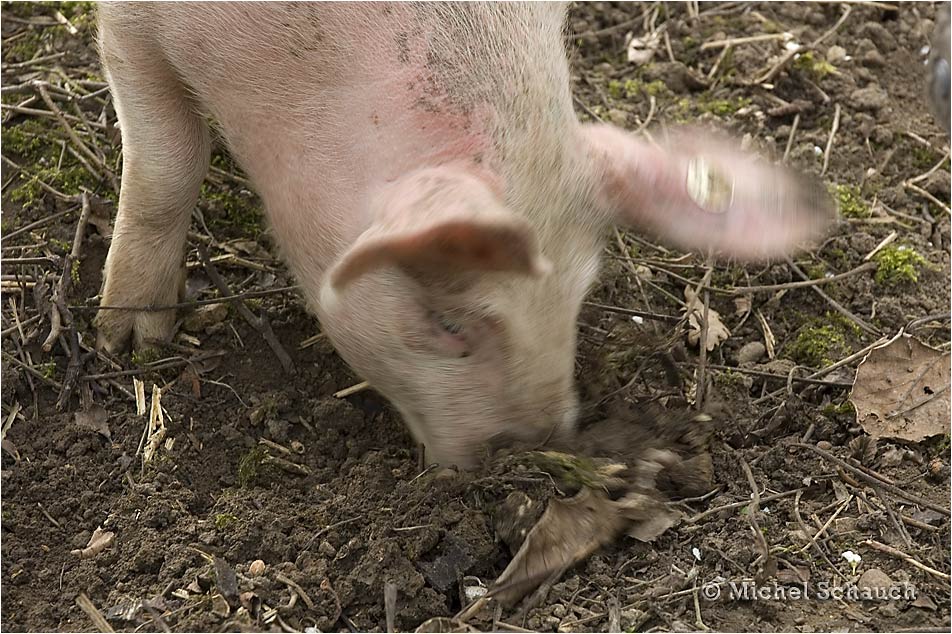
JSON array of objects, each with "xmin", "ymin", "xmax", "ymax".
[{"xmin": 95, "ymin": 3, "xmax": 832, "ymax": 468}]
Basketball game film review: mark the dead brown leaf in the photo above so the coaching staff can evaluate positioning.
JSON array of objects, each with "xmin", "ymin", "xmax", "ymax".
[
  {"xmin": 850, "ymin": 334, "xmax": 951, "ymax": 442},
  {"xmin": 684, "ymin": 286, "xmax": 730, "ymax": 352},
  {"xmin": 70, "ymin": 526, "xmax": 115, "ymax": 559},
  {"xmin": 490, "ymin": 487, "xmax": 679, "ymax": 606},
  {"xmin": 87, "ymin": 195, "xmax": 113, "ymax": 239},
  {"xmin": 74, "ymin": 404, "xmax": 111, "ymax": 441},
  {"xmin": 490, "ymin": 488, "xmax": 627, "ymax": 606}
]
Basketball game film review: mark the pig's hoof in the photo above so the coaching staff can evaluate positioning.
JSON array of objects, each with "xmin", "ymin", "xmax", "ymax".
[
  {"xmin": 434, "ymin": 466, "xmax": 459, "ymax": 480},
  {"xmin": 95, "ymin": 309, "xmax": 176, "ymax": 355}
]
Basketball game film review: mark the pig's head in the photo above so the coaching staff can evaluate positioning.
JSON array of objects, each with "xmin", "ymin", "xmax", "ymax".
[{"xmin": 318, "ymin": 125, "xmax": 833, "ymax": 469}]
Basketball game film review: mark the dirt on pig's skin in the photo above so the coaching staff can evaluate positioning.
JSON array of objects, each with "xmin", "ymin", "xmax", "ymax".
[{"xmin": 1, "ymin": 2, "xmax": 950, "ymax": 632}]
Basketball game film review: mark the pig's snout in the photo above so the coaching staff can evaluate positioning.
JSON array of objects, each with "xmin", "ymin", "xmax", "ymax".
[{"xmin": 404, "ymin": 389, "xmax": 579, "ymax": 470}]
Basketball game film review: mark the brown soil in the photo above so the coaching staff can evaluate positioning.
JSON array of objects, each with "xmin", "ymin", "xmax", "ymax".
[{"xmin": 2, "ymin": 2, "xmax": 950, "ymax": 632}]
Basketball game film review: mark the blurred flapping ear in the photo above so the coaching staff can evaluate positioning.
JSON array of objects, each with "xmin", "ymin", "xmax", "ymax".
[{"xmin": 582, "ymin": 123, "xmax": 834, "ymax": 261}]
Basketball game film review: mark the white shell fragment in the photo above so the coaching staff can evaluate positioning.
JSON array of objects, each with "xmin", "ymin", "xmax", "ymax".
[{"xmin": 686, "ymin": 157, "xmax": 733, "ymax": 214}]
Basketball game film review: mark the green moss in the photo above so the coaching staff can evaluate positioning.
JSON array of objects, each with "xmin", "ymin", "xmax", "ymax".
[
  {"xmin": 214, "ymin": 513, "xmax": 238, "ymax": 530},
  {"xmin": 826, "ymin": 247, "xmax": 849, "ymax": 269},
  {"xmin": 793, "ymin": 51, "xmax": 838, "ymax": 79},
  {"xmin": 608, "ymin": 78, "xmax": 669, "ymax": 101},
  {"xmin": 201, "ymin": 181, "xmax": 263, "ymax": 237},
  {"xmin": 713, "ymin": 368, "xmax": 749, "ymax": 389},
  {"xmin": 46, "ymin": 238, "xmax": 69, "ymax": 253},
  {"xmin": 874, "ymin": 245, "xmax": 926, "ymax": 285},
  {"xmin": 704, "ymin": 96, "xmax": 751, "ymax": 116},
  {"xmin": 787, "ymin": 313, "xmax": 859, "ymax": 367},
  {"xmin": 131, "ymin": 348, "xmax": 161, "ymax": 366},
  {"xmin": 821, "ymin": 401, "xmax": 855, "ymax": 418},
  {"xmin": 909, "ymin": 144, "xmax": 944, "ymax": 171},
  {"xmin": 3, "ymin": 119, "xmax": 103, "ymax": 204},
  {"xmin": 673, "ymin": 93, "xmax": 751, "ymax": 120},
  {"xmin": 4, "ymin": 29, "xmax": 48, "ymax": 63},
  {"xmin": 527, "ymin": 451, "xmax": 607, "ymax": 490},
  {"xmin": 681, "ymin": 36, "xmax": 701, "ymax": 65},
  {"xmin": 804, "ymin": 262, "xmax": 827, "ymax": 280},
  {"xmin": 788, "ymin": 324, "xmax": 846, "ymax": 367},
  {"xmin": 237, "ymin": 446, "xmax": 271, "ymax": 488},
  {"xmin": 70, "ymin": 259, "xmax": 81, "ymax": 286},
  {"xmin": 60, "ymin": 1, "xmax": 97, "ymax": 16},
  {"xmin": 40, "ymin": 361, "xmax": 57, "ymax": 380},
  {"xmin": 830, "ymin": 184, "xmax": 870, "ymax": 218},
  {"xmin": 1, "ymin": 120, "xmax": 49, "ymax": 157}
]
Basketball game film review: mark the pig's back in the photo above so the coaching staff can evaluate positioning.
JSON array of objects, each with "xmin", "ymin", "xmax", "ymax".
[
  {"xmin": 99, "ymin": 2, "xmax": 574, "ymax": 151},
  {"xmin": 98, "ymin": 2, "xmax": 578, "ymax": 276}
]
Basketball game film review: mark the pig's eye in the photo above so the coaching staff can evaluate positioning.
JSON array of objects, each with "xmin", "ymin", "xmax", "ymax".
[
  {"xmin": 438, "ymin": 316, "xmax": 463, "ymax": 335},
  {"xmin": 425, "ymin": 310, "xmax": 471, "ymax": 358}
]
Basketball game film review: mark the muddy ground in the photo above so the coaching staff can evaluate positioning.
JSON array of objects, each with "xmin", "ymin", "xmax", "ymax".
[{"xmin": 1, "ymin": 2, "xmax": 950, "ymax": 632}]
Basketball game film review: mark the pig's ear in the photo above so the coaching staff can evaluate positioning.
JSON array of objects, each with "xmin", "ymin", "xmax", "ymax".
[
  {"xmin": 582, "ymin": 124, "xmax": 834, "ymax": 260},
  {"xmin": 327, "ymin": 167, "xmax": 550, "ymax": 291}
]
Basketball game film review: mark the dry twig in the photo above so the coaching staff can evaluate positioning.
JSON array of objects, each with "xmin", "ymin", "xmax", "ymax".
[{"xmin": 198, "ymin": 244, "xmax": 294, "ymax": 374}]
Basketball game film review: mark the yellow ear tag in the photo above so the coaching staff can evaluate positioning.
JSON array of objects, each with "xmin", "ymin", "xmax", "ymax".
[{"xmin": 686, "ymin": 157, "xmax": 734, "ymax": 214}]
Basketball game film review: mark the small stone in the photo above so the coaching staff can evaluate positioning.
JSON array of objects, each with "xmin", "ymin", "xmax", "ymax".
[
  {"xmin": 816, "ymin": 440, "xmax": 833, "ymax": 451},
  {"xmin": 463, "ymin": 584, "xmax": 487, "ymax": 602},
  {"xmin": 858, "ymin": 567, "xmax": 893, "ymax": 592},
  {"xmin": 182, "ymin": 303, "xmax": 229, "ymax": 333},
  {"xmin": 620, "ymin": 609, "xmax": 647, "ymax": 630},
  {"xmin": 850, "ymin": 84, "xmax": 889, "ymax": 112},
  {"xmin": 833, "ymin": 517, "xmax": 858, "ymax": 533},
  {"xmin": 607, "ymin": 108, "xmax": 628, "ymax": 127},
  {"xmin": 198, "ymin": 531, "xmax": 220, "ymax": 546},
  {"xmin": 318, "ymin": 540, "xmax": 337, "ymax": 558},
  {"xmin": 266, "ymin": 419, "xmax": 290, "ymax": 442},
  {"xmin": 736, "ymin": 341, "xmax": 766, "ymax": 364},
  {"xmin": 249, "ymin": 559, "xmax": 266, "ymax": 576},
  {"xmin": 860, "ymin": 22, "xmax": 897, "ymax": 52},
  {"xmin": 826, "ymin": 45, "xmax": 848, "ymax": 63},
  {"xmin": 71, "ymin": 530, "xmax": 92, "ymax": 549},
  {"xmin": 878, "ymin": 602, "xmax": 900, "ymax": 618},
  {"xmin": 418, "ymin": 536, "xmax": 474, "ymax": 593},
  {"xmin": 911, "ymin": 593, "xmax": 938, "ymax": 610},
  {"xmin": 923, "ymin": 171, "xmax": 950, "ymax": 199},
  {"xmin": 861, "ymin": 50, "xmax": 886, "ymax": 68},
  {"xmin": 871, "ymin": 125, "xmax": 894, "ymax": 146},
  {"xmin": 634, "ymin": 264, "xmax": 653, "ymax": 281}
]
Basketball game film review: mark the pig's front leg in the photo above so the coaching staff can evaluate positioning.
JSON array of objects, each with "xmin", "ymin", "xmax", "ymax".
[{"xmin": 94, "ymin": 24, "xmax": 211, "ymax": 353}]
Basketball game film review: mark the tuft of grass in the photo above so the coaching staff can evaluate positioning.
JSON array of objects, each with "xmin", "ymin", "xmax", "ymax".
[{"xmin": 874, "ymin": 245, "xmax": 926, "ymax": 285}]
